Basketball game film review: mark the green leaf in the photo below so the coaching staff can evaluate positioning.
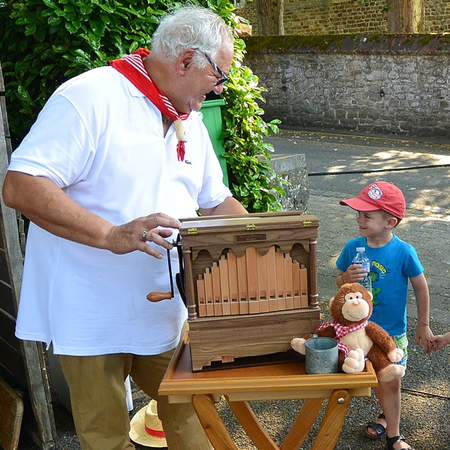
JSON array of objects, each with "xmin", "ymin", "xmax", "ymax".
[
  {"xmin": 47, "ymin": 15, "xmax": 63, "ymax": 26},
  {"xmin": 40, "ymin": 64, "xmax": 55, "ymax": 77},
  {"xmin": 89, "ymin": 19, "xmax": 105, "ymax": 36},
  {"xmin": 65, "ymin": 21, "xmax": 80, "ymax": 34},
  {"xmin": 42, "ymin": 0, "xmax": 59, "ymax": 8},
  {"xmin": 24, "ymin": 23, "xmax": 37, "ymax": 35}
]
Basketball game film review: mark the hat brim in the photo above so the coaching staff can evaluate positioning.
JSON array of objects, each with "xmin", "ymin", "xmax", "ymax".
[
  {"xmin": 340, "ymin": 198, "xmax": 405, "ymax": 219},
  {"xmin": 339, "ymin": 198, "xmax": 381, "ymax": 211},
  {"xmin": 129, "ymin": 404, "xmax": 167, "ymax": 448}
]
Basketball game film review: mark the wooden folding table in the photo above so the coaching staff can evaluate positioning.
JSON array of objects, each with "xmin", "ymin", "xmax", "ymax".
[{"xmin": 159, "ymin": 332, "xmax": 378, "ymax": 450}]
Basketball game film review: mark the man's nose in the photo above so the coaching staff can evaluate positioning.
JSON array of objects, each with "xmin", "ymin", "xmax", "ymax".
[{"xmin": 213, "ymin": 83, "xmax": 225, "ymax": 95}]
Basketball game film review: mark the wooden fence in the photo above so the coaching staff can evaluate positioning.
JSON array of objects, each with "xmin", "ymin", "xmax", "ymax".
[{"xmin": 0, "ymin": 61, "xmax": 56, "ymax": 449}]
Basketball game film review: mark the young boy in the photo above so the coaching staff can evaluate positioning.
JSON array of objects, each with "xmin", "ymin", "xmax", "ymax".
[{"xmin": 336, "ymin": 181, "xmax": 433, "ymax": 450}]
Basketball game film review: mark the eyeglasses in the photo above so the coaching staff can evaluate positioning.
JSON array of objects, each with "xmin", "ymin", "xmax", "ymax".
[{"xmin": 193, "ymin": 48, "xmax": 229, "ymax": 86}]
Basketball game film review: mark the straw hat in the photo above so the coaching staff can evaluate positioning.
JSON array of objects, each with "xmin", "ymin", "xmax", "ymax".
[{"xmin": 129, "ymin": 399, "xmax": 167, "ymax": 447}]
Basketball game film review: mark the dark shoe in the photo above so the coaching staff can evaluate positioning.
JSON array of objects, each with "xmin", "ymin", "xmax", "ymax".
[
  {"xmin": 386, "ymin": 434, "xmax": 413, "ymax": 450},
  {"xmin": 365, "ymin": 413, "xmax": 386, "ymax": 439}
]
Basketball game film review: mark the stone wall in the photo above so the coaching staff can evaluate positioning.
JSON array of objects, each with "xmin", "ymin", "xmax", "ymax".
[
  {"xmin": 425, "ymin": 1, "xmax": 450, "ymax": 32},
  {"xmin": 243, "ymin": 34, "xmax": 450, "ymax": 137},
  {"xmin": 237, "ymin": 0, "xmax": 450, "ymax": 35},
  {"xmin": 271, "ymin": 155, "xmax": 309, "ymax": 211}
]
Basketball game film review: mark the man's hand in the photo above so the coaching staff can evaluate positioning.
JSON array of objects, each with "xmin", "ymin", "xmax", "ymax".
[{"xmin": 106, "ymin": 213, "xmax": 181, "ymax": 258}]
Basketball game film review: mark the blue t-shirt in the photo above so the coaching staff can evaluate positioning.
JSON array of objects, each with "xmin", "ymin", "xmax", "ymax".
[{"xmin": 336, "ymin": 235, "xmax": 423, "ymax": 335}]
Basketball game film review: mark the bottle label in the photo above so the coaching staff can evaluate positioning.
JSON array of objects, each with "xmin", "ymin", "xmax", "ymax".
[{"xmin": 352, "ymin": 255, "xmax": 371, "ymax": 291}]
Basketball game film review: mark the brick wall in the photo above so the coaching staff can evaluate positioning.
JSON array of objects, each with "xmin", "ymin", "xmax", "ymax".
[
  {"xmin": 243, "ymin": 34, "xmax": 450, "ymax": 137},
  {"xmin": 237, "ymin": 0, "xmax": 450, "ymax": 35}
]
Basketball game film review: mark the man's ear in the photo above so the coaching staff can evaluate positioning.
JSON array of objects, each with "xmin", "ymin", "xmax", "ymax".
[{"xmin": 177, "ymin": 49, "xmax": 196, "ymax": 77}]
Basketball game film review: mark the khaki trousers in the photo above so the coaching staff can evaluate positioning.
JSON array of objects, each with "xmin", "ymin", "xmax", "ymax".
[{"xmin": 59, "ymin": 350, "xmax": 212, "ymax": 450}]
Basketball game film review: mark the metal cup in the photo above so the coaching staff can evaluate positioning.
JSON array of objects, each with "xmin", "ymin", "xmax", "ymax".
[{"xmin": 305, "ymin": 334, "xmax": 339, "ymax": 374}]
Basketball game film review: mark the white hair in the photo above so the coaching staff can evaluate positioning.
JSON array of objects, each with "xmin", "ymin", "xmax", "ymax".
[{"xmin": 151, "ymin": 5, "xmax": 234, "ymax": 69}]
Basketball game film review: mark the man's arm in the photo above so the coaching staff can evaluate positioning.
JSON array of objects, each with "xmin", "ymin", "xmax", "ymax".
[
  {"xmin": 198, "ymin": 196, "xmax": 247, "ymax": 216},
  {"xmin": 2, "ymin": 171, "xmax": 179, "ymax": 258}
]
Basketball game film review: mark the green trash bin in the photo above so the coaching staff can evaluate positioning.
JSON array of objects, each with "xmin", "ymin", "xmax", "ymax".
[{"xmin": 200, "ymin": 98, "xmax": 228, "ymax": 186}]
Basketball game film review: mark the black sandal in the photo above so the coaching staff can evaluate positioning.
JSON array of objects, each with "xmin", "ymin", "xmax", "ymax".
[
  {"xmin": 365, "ymin": 413, "xmax": 386, "ymax": 439},
  {"xmin": 386, "ymin": 435, "xmax": 413, "ymax": 450}
]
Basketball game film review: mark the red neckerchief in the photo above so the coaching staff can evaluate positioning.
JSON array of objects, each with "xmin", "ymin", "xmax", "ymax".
[
  {"xmin": 316, "ymin": 320, "xmax": 368, "ymax": 356},
  {"xmin": 110, "ymin": 48, "xmax": 190, "ymax": 161}
]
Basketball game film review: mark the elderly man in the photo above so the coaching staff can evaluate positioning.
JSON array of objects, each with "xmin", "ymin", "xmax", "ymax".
[{"xmin": 3, "ymin": 5, "xmax": 246, "ymax": 450}]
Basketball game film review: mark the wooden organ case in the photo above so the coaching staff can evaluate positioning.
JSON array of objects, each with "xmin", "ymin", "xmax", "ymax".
[{"xmin": 179, "ymin": 212, "xmax": 321, "ymax": 371}]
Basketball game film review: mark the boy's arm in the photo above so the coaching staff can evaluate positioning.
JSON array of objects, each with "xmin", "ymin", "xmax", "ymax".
[
  {"xmin": 410, "ymin": 273, "xmax": 433, "ymax": 353},
  {"xmin": 337, "ymin": 270, "xmax": 345, "ymax": 288}
]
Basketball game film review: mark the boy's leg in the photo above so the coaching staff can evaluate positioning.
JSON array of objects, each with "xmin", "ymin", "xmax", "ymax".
[
  {"xmin": 374, "ymin": 378, "xmax": 402, "ymax": 438},
  {"xmin": 59, "ymin": 354, "xmax": 134, "ymax": 450},
  {"xmin": 131, "ymin": 351, "xmax": 213, "ymax": 450},
  {"xmin": 372, "ymin": 333, "xmax": 411, "ymax": 449}
]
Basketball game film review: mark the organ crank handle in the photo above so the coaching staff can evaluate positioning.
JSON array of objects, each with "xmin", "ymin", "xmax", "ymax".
[
  {"xmin": 147, "ymin": 291, "xmax": 172, "ymax": 302},
  {"xmin": 146, "ymin": 246, "xmax": 175, "ymax": 302}
]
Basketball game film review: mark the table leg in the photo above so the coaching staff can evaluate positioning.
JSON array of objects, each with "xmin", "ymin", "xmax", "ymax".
[
  {"xmin": 280, "ymin": 398, "xmax": 324, "ymax": 450},
  {"xmin": 192, "ymin": 389, "xmax": 351, "ymax": 450},
  {"xmin": 310, "ymin": 389, "xmax": 350, "ymax": 450},
  {"xmin": 226, "ymin": 397, "xmax": 279, "ymax": 450},
  {"xmin": 192, "ymin": 394, "xmax": 238, "ymax": 450}
]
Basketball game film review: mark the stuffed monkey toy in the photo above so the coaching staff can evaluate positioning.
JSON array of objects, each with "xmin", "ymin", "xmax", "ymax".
[{"xmin": 291, "ymin": 283, "xmax": 405, "ymax": 382}]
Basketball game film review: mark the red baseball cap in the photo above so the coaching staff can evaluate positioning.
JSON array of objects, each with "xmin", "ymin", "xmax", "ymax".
[{"xmin": 340, "ymin": 181, "xmax": 406, "ymax": 219}]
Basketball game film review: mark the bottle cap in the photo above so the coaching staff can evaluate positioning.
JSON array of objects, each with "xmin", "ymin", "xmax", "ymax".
[{"xmin": 356, "ymin": 247, "xmax": 365, "ymax": 252}]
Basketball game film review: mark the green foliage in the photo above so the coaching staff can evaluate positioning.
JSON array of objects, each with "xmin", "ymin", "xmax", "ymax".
[
  {"xmin": 0, "ymin": 0, "xmax": 284, "ymax": 212},
  {"xmin": 0, "ymin": 0, "xmax": 175, "ymax": 137},
  {"xmin": 223, "ymin": 36, "xmax": 285, "ymax": 212}
]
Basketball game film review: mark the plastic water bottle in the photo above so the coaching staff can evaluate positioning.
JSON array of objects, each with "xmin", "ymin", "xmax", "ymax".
[{"xmin": 352, "ymin": 247, "xmax": 372, "ymax": 292}]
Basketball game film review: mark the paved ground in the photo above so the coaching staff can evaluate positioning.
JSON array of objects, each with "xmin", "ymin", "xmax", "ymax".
[{"xmin": 20, "ymin": 128, "xmax": 450, "ymax": 449}]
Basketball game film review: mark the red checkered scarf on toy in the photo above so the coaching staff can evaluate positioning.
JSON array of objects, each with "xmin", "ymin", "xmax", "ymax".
[
  {"xmin": 110, "ymin": 48, "xmax": 190, "ymax": 162},
  {"xmin": 315, "ymin": 320, "xmax": 368, "ymax": 357}
]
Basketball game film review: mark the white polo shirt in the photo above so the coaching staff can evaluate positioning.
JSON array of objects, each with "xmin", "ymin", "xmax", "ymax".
[{"xmin": 10, "ymin": 66, "xmax": 231, "ymax": 356}]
